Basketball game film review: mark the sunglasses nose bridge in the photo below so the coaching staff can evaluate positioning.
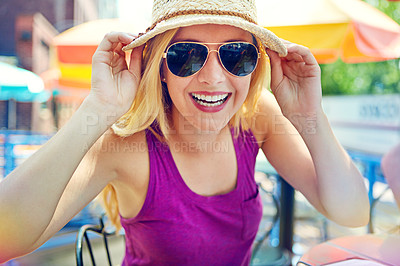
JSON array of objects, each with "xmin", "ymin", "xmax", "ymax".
[
  {"xmin": 202, "ymin": 49, "xmax": 226, "ymax": 74},
  {"xmin": 206, "ymin": 49, "xmax": 224, "ymax": 67},
  {"xmin": 210, "ymin": 49, "xmax": 223, "ymax": 61},
  {"xmin": 206, "ymin": 49, "xmax": 219, "ymax": 61}
]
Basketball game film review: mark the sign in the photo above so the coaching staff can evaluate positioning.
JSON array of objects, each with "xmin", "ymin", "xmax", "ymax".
[{"xmin": 323, "ymin": 94, "xmax": 400, "ymax": 155}]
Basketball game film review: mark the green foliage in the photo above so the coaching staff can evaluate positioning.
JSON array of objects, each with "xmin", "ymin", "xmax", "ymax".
[
  {"xmin": 364, "ymin": 0, "xmax": 400, "ymax": 22},
  {"xmin": 320, "ymin": 0, "xmax": 400, "ymax": 95},
  {"xmin": 321, "ymin": 59, "xmax": 400, "ymax": 95}
]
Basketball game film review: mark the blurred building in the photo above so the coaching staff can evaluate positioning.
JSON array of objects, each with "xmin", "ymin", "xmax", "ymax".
[
  {"xmin": 0, "ymin": 0, "xmax": 119, "ymax": 73},
  {"xmin": 0, "ymin": 0, "xmax": 119, "ymax": 132},
  {"xmin": 14, "ymin": 13, "xmax": 59, "ymax": 75}
]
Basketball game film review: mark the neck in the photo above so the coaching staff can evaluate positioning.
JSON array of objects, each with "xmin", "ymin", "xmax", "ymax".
[{"xmin": 167, "ymin": 108, "xmax": 231, "ymax": 151}]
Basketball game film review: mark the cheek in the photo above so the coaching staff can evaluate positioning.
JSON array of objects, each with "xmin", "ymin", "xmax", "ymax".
[
  {"xmin": 164, "ymin": 68, "xmax": 195, "ymax": 97},
  {"xmin": 233, "ymin": 77, "xmax": 251, "ymax": 101},
  {"xmin": 165, "ymin": 76, "xmax": 193, "ymax": 106}
]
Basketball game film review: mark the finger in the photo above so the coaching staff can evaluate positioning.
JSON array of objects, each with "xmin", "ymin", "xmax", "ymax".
[
  {"xmin": 114, "ymin": 42, "xmax": 126, "ymax": 57},
  {"xmin": 96, "ymin": 31, "xmax": 136, "ymax": 53},
  {"xmin": 92, "ymin": 32, "xmax": 135, "ymax": 81},
  {"xmin": 111, "ymin": 43, "xmax": 129, "ymax": 76},
  {"xmin": 128, "ymin": 44, "xmax": 145, "ymax": 82},
  {"xmin": 284, "ymin": 52, "xmax": 305, "ymax": 63},
  {"xmin": 286, "ymin": 44, "xmax": 318, "ymax": 66}
]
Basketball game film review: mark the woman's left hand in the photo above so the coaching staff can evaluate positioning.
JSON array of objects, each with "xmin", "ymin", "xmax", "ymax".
[{"xmin": 267, "ymin": 40, "xmax": 322, "ymax": 123}]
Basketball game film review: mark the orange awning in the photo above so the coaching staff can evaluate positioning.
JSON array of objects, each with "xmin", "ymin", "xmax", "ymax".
[
  {"xmin": 50, "ymin": 19, "xmax": 142, "ymax": 94},
  {"xmin": 258, "ymin": 0, "xmax": 400, "ymax": 63}
]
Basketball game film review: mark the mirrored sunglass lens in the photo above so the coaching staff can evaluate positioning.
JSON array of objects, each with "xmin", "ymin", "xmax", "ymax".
[
  {"xmin": 219, "ymin": 43, "xmax": 258, "ymax": 76},
  {"xmin": 166, "ymin": 43, "xmax": 208, "ymax": 77}
]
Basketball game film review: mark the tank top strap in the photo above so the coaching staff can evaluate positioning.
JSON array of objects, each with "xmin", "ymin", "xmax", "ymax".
[
  {"xmin": 230, "ymin": 127, "xmax": 260, "ymax": 160},
  {"xmin": 230, "ymin": 127, "xmax": 260, "ymax": 199},
  {"xmin": 134, "ymin": 127, "xmax": 261, "ymax": 212}
]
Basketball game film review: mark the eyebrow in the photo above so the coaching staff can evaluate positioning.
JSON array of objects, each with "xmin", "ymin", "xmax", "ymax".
[{"xmin": 173, "ymin": 38, "xmax": 199, "ymax": 42}]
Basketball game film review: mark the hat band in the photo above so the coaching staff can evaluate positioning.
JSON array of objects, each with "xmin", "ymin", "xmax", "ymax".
[{"xmin": 138, "ymin": 9, "xmax": 257, "ymax": 38}]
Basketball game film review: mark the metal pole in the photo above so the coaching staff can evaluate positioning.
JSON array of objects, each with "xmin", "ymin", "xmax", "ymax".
[{"xmin": 278, "ymin": 176, "xmax": 295, "ymax": 253}]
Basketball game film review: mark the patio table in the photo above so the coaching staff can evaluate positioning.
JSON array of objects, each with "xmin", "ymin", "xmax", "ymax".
[{"xmin": 298, "ymin": 234, "xmax": 400, "ymax": 265}]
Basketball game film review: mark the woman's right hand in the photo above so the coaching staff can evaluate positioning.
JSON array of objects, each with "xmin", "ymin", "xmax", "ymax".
[{"xmin": 89, "ymin": 32, "xmax": 144, "ymax": 122}]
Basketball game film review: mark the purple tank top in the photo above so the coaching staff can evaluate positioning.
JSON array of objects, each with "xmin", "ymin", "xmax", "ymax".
[{"xmin": 120, "ymin": 128, "xmax": 263, "ymax": 265}]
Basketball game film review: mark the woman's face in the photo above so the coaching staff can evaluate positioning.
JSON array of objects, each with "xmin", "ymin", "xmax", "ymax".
[{"xmin": 162, "ymin": 24, "xmax": 254, "ymax": 133}]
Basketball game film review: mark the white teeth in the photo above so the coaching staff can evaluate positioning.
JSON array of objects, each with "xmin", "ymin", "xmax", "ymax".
[
  {"xmin": 191, "ymin": 92, "xmax": 229, "ymax": 107},
  {"xmin": 191, "ymin": 93, "xmax": 228, "ymax": 102}
]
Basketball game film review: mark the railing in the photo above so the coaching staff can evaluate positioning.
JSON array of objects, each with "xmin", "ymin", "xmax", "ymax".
[
  {"xmin": 347, "ymin": 150, "xmax": 385, "ymax": 202},
  {"xmin": 347, "ymin": 150, "xmax": 390, "ymax": 233},
  {"xmin": 255, "ymin": 149, "xmax": 389, "ymax": 250},
  {"xmin": 0, "ymin": 130, "xmax": 99, "ymax": 253},
  {"xmin": 0, "ymin": 130, "xmax": 52, "ymax": 178}
]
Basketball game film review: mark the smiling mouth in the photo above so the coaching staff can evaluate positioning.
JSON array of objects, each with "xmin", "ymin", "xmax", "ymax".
[{"xmin": 191, "ymin": 93, "xmax": 230, "ymax": 107}]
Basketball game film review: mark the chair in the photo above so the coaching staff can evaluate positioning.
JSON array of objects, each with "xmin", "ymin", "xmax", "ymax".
[
  {"xmin": 75, "ymin": 214, "xmax": 118, "ymax": 266},
  {"xmin": 250, "ymin": 172, "xmax": 292, "ymax": 266}
]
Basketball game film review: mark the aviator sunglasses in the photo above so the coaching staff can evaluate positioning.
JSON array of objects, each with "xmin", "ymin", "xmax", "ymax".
[{"xmin": 163, "ymin": 42, "xmax": 260, "ymax": 78}]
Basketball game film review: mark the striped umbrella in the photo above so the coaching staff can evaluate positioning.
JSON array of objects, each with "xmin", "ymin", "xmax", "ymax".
[
  {"xmin": 258, "ymin": 0, "xmax": 400, "ymax": 63},
  {"xmin": 49, "ymin": 19, "xmax": 140, "ymax": 97}
]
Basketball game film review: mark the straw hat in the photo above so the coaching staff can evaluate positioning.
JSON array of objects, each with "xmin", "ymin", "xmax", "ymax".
[{"xmin": 122, "ymin": 0, "xmax": 288, "ymax": 56}]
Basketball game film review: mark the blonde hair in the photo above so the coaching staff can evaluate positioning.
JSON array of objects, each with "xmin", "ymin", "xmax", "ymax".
[{"xmin": 99, "ymin": 29, "xmax": 271, "ymax": 231}]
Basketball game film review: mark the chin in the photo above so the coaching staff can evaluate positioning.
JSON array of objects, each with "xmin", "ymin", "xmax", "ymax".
[
  {"xmin": 189, "ymin": 116, "xmax": 231, "ymax": 134},
  {"xmin": 171, "ymin": 105, "xmax": 235, "ymax": 134}
]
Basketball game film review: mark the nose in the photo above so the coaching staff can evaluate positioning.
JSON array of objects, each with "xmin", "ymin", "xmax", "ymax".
[{"xmin": 197, "ymin": 50, "xmax": 226, "ymax": 85}]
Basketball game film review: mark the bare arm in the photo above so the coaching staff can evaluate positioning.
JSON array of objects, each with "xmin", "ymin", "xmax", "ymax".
[
  {"xmin": 0, "ymin": 101, "xmax": 112, "ymax": 260},
  {"xmin": 0, "ymin": 32, "xmax": 142, "ymax": 262},
  {"xmin": 261, "ymin": 42, "xmax": 369, "ymax": 227}
]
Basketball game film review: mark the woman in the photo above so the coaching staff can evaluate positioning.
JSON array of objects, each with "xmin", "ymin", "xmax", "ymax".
[{"xmin": 0, "ymin": 0, "xmax": 369, "ymax": 264}]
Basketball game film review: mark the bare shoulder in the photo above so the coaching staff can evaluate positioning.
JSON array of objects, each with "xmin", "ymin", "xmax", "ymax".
[
  {"xmin": 97, "ymin": 129, "xmax": 147, "ymax": 156},
  {"xmin": 96, "ymin": 129, "xmax": 149, "ymax": 189},
  {"xmin": 100, "ymin": 130, "xmax": 150, "ymax": 219},
  {"xmin": 97, "ymin": 129, "xmax": 148, "ymax": 177},
  {"xmin": 250, "ymin": 89, "xmax": 284, "ymax": 145}
]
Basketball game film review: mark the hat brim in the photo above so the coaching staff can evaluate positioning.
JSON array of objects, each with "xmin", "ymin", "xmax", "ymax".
[{"xmin": 122, "ymin": 14, "xmax": 288, "ymax": 57}]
